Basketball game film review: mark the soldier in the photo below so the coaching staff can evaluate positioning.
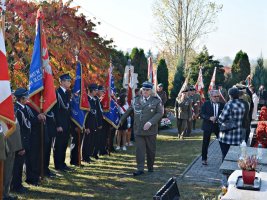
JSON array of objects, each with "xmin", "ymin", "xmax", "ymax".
[
  {"xmin": 191, "ymin": 87, "xmax": 201, "ymax": 130},
  {"xmin": 174, "ymin": 89, "xmax": 192, "ymax": 139},
  {"xmin": 120, "ymin": 81, "xmax": 163, "ymax": 176},
  {"xmin": 3, "ymin": 120, "xmax": 22, "ymax": 199},
  {"xmin": 54, "ymin": 73, "xmax": 72, "ymax": 171}
]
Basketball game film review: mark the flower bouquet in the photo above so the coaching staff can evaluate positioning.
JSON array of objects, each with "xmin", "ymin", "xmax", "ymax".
[
  {"xmin": 238, "ymin": 155, "xmax": 258, "ymax": 185},
  {"xmin": 254, "ymin": 121, "xmax": 267, "ymax": 147},
  {"xmin": 259, "ymin": 106, "xmax": 267, "ymax": 121}
]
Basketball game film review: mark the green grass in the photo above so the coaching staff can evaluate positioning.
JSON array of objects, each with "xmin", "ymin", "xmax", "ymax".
[{"xmin": 16, "ymin": 125, "xmax": 220, "ymax": 200}]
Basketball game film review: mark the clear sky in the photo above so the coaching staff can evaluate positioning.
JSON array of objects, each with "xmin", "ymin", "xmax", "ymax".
[{"xmin": 71, "ymin": 0, "xmax": 267, "ymax": 59}]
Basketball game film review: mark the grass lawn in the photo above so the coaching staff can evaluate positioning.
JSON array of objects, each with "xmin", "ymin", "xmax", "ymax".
[{"xmin": 16, "ymin": 125, "xmax": 220, "ymax": 199}]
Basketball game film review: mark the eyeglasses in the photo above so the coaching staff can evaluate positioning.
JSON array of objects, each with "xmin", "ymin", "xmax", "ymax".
[{"xmin": 143, "ymin": 88, "xmax": 151, "ymax": 91}]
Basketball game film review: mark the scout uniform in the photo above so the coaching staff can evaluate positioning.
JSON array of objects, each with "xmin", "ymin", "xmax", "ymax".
[{"xmin": 120, "ymin": 81, "xmax": 163, "ymax": 176}]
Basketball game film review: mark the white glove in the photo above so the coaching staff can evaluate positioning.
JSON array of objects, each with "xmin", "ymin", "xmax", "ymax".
[
  {"xmin": 127, "ymin": 123, "xmax": 131, "ymax": 128},
  {"xmin": 143, "ymin": 122, "xmax": 152, "ymax": 130}
]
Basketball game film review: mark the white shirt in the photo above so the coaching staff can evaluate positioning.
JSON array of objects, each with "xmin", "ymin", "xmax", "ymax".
[
  {"xmin": 60, "ymin": 86, "xmax": 67, "ymax": 93},
  {"xmin": 142, "ymin": 96, "xmax": 151, "ymax": 102},
  {"xmin": 17, "ymin": 102, "xmax": 25, "ymax": 109},
  {"xmin": 213, "ymin": 102, "xmax": 218, "ymax": 117}
]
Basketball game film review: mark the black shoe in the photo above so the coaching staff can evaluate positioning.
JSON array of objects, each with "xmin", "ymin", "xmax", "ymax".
[
  {"xmin": 12, "ymin": 185, "xmax": 28, "ymax": 193},
  {"xmin": 63, "ymin": 166, "xmax": 72, "ymax": 171},
  {"xmin": 93, "ymin": 155, "xmax": 99, "ymax": 160},
  {"xmin": 26, "ymin": 180, "xmax": 39, "ymax": 186},
  {"xmin": 45, "ymin": 171, "xmax": 57, "ymax": 177},
  {"xmin": 133, "ymin": 170, "xmax": 144, "ymax": 176},
  {"xmin": 100, "ymin": 151, "xmax": 108, "ymax": 156}
]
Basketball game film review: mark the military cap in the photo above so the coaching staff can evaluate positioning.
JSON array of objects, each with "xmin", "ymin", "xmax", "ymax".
[
  {"xmin": 157, "ymin": 83, "xmax": 163, "ymax": 87},
  {"xmin": 88, "ymin": 83, "xmax": 98, "ymax": 90},
  {"xmin": 59, "ymin": 73, "xmax": 71, "ymax": 81},
  {"xmin": 217, "ymin": 83, "xmax": 223, "ymax": 87},
  {"xmin": 98, "ymin": 85, "xmax": 105, "ymax": 92},
  {"xmin": 14, "ymin": 88, "xmax": 28, "ymax": 98},
  {"xmin": 142, "ymin": 81, "xmax": 153, "ymax": 89}
]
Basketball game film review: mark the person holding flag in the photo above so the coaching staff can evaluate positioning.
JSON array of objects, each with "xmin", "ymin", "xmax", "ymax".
[{"xmin": 70, "ymin": 60, "xmax": 90, "ymax": 166}]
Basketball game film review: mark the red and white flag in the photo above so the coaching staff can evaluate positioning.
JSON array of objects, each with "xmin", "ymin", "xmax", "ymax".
[
  {"xmin": 195, "ymin": 67, "xmax": 205, "ymax": 103},
  {"xmin": 0, "ymin": 27, "xmax": 16, "ymax": 137},
  {"xmin": 208, "ymin": 67, "xmax": 217, "ymax": 91},
  {"xmin": 147, "ymin": 56, "xmax": 154, "ymax": 83},
  {"xmin": 127, "ymin": 69, "xmax": 133, "ymax": 106}
]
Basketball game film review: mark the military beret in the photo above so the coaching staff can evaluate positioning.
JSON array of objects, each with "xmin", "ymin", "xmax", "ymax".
[
  {"xmin": 59, "ymin": 73, "xmax": 71, "ymax": 81},
  {"xmin": 142, "ymin": 81, "xmax": 153, "ymax": 89},
  {"xmin": 14, "ymin": 88, "xmax": 28, "ymax": 98},
  {"xmin": 157, "ymin": 83, "xmax": 163, "ymax": 87},
  {"xmin": 98, "ymin": 85, "xmax": 105, "ymax": 92},
  {"xmin": 88, "ymin": 83, "xmax": 98, "ymax": 90}
]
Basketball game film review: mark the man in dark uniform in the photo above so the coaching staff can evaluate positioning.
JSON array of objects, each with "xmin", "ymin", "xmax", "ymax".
[
  {"xmin": 82, "ymin": 84, "xmax": 102, "ymax": 162},
  {"xmin": 54, "ymin": 73, "xmax": 72, "ymax": 171},
  {"xmin": 11, "ymin": 88, "xmax": 30, "ymax": 191},
  {"xmin": 156, "ymin": 83, "xmax": 167, "ymax": 106},
  {"xmin": 44, "ymin": 107, "xmax": 57, "ymax": 176},
  {"xmin": 120, "ymin": 81, "xmax": 163, "ymax": 176}
]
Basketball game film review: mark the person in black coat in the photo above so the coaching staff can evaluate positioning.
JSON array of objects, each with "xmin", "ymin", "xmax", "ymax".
[
  {"xmin": 11, "ymin": 88, "xmax": 31, "ymax": 191},
  {"xmin": 200, "ymin": 90, "xmax": 224, "ymax": 165},
  {"xmin": 54, "ymin": 73, "xmax": 72, "ymax": 171},
  {"xmin": 82, "ymin": 84, "xmax": 103, "ymax": 162}
]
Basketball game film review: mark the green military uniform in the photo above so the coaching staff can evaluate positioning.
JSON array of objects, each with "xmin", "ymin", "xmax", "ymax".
[
  {"xmin": 192, "ymin": 93, "xmax": 201, "ymax": 130},
  {"xmin": 120, "ymin": 95, "xmax": 163, "ymax": 172},
  {"xmin": 0, "ymin": 121, "xmax": 6, "ymax": 160},
  {"xmin": 175, "ymin": 96, "xmax": 192, "ymax": 138},
  {"xmin": 3, "ymin": 121, "xmax": 22, "ymax": 199}
]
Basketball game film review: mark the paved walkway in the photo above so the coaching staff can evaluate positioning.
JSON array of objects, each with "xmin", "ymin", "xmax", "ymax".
[{"xmin": 181, "ymin": 139, "xmax": 222, "ymax": 184}]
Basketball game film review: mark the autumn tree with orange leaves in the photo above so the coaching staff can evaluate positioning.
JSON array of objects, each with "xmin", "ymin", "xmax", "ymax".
[{"xmin": 4, "ymin": 0, "xmax": 124, "ymax": 88}]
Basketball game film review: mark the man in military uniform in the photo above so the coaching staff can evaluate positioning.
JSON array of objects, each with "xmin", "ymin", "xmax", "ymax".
[
  {"xmin": 175, "ymin": 88, "xmax": 192, "ymax": 139},
  {"xmin": 120, "ymin": 81, "xmax": 163, "ymax": 176},
  {"xmin": 54, "ymin": 73, "xmax": 72, "ymax": 171},
  {"xmin": 191, "ymin": 87, "xmax": 201, "ymax": 130}
]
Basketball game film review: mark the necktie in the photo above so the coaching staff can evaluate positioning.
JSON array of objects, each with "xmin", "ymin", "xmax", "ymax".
[
  {"xmin": 145, "ymin": 98, "xmax": 147, "ymax": 102},
  {"xmin": 214, "ymin": 103, "xmax": 217, "ymax": 117}
]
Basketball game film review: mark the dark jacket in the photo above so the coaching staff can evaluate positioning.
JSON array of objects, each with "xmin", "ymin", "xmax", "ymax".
[
  {"xmin": 55, "ymin": 87, "xmax": 71, "ymax": 132},
  {"xmin": 200, "ymin": 100, "xmax": 224, "ymax": 132},
  {"xmin": 85, "ymin": 96, "xmax": 103, "ymax": 131}
]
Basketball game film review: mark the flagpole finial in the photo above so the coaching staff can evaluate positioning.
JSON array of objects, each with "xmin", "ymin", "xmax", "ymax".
[{"xmin": 74, "ymin": 47, "xmax": 79, "ymax": 62}]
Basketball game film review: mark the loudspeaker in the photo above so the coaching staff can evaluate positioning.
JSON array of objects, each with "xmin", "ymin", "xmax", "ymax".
[{"xmin": 153, "ymin": 177, "xmax": 180, "ymax": 200}]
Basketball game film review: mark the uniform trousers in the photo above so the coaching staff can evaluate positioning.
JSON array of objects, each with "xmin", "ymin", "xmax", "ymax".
[
  {"xmin": 176, "ymin": 119, "xmax": 188, "ymax": 137},
  {"xmin": 135, "ymin": 134, "xmax": 156, "ymax": 171},
  {"xmin": 82, "ymin": 130, "xmax": 96, "ymax": 161},
  {"xmin": 53, "ymin": 130, "xmax": 69, "ymax": 169},
  {"xmin": 70, "ymin": 130, "xmax": 83, "ymax": 165},
  {"xmin": 4, "ymin": 152, "xmax": 15, "ymax": 197}
]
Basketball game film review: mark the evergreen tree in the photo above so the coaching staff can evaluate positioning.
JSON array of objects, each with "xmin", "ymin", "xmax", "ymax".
[
  {"xmin": 189, "ymin": 47, "xmax": 225, "ymax": 95},
  {"xmin": 130, "ymin": 48, "xmax": 148, "ymax": 85},
  {"xmin": 110, "ymin": 49, "xmax": 127, "ymax": 87},
  {"xmin": 252, "ymin": 57, "xmax": 267, "ymax": 91},
  {"xmin": 231, "ymin": 50, "xmax": 251, "ymax": 83},
  {"xmin": 157, "ymin": 59, "xmax": 169, "ymax": 97},
  {"xmin": 170, "ymin": 60, "xmax": 185, "ymax": 105}
]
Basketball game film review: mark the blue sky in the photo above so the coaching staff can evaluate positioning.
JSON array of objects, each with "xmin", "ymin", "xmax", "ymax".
[{"xmin": 71, "ymin": 0, "xmax": 267, "ymax": 59}]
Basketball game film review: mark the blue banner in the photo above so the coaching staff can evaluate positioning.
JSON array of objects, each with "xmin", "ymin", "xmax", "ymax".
[
  {"xmin": 103, "ymin": 70, "xmax": 120, "ymax": 128},
  {"xmin": 29, "ymin": 21, "xmax": 43, "ymax": 96},
  {"xmin": 70, "ymin": 62, "xmax": 88, "ymax": 129}
]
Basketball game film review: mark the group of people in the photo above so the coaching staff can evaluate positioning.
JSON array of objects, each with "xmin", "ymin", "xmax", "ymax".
[{"xmin": 1, "ymin": 74, "xmax": 166, "ymax": 200}]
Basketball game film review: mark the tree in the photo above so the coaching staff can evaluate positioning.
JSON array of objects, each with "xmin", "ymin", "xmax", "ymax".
[
  {"xmin": 5, "ymin": 0, "xmax": 115, "ymax": 88},
  {"xmin": 189, "ymin": 47, "xmax": 225, "ymax": 95},
  {"xmin": 130, "ymin": 48, "xmax": 148, "ymax": 85},
  {"xmin": 152, "ymin": 0, "xmax": 222, "ymax": 69},
  {"xmin": 231, "ymin": 50, "xmax": 251, "ymax": 83},
  {"xmin": 170, "ymin": 59, "xmax": 184, "ymax": 105},
  {"xmin": 157, "ymin": 59, "xmax": 169, "ymax": 97},
  {"xmin": 252, "ymin": 57, "xmax": 267, "ymax": 90}
]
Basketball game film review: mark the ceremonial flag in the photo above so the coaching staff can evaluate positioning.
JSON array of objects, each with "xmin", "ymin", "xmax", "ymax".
[
  {"xmin": 208, "ymin": 67, "xmax": 217, "ymax": 91},
  {"xmin": 178, "ymin": 72, "xmax": 190, "ymax": 96},
  {"xmin": 127, "ymin": 69, "xmax": 132, "ymax": 106},
  {"xmin": 101, "ymin": 64, "xmax": 111, "ymax": 112},
  {"xmin": 102, "ymin": 67, "xmax": 120, "ymax": 129},
  {"xmin": 245, "ymin": 75, "xmax": 251, "ymax": 87},
  {"xmin": 195, "ymin": 67, "xmax": 205, "ymax": 103},
  {"xmin": 147, "ymin": 56, "xmax": 154, "ymax": 83},
  {"xmin": 0, "ymin": 24, "xmax": 15, "ymax": 137},
  {"xmin": 70, "ymin": 62, "xmax": 90, "ymax": 129},
  {"xmin": 28, "ymin": 8, "xmax": 56, "ymax": 113}
]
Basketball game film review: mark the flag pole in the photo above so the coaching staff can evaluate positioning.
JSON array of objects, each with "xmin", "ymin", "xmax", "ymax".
[
  {"xmin": 0, "ymin": 2, "xmax": 6, "ymax": 198},
  {"xmin": 38, "ymin": 7, "xmax": 45, "ymax": 179},
  {"xmin": 75, "ymin": 48, "xmax": 82, "ymax": 167}
]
